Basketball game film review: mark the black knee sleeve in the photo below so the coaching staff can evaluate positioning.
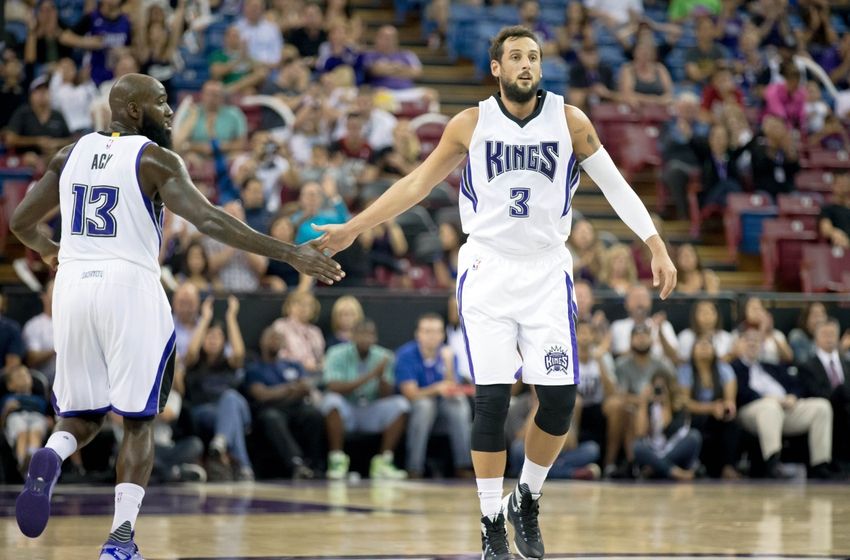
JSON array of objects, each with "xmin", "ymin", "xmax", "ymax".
[
  {"xmin": 472, "ymin": 384, "xmax": 512, "ymax": 452},
  {"xmin": 534, "ymin": 385, "xmax": 577, "ymax": 436}
]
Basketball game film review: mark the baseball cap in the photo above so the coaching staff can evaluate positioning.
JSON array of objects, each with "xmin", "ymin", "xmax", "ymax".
[{"xmin": 29, "ymin": 75, "xmax": 49, "ymax": 93}]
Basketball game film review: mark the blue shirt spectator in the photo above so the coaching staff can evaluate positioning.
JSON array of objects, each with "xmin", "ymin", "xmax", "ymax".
[{"xmin": 291, "ymin": 180, "xmax": 350, "ymax": 244}]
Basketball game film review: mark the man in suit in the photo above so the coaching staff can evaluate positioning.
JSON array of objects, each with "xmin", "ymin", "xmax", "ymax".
[
  {"xmin": 731, "ymin": 328, "xmax": 833, "ymax": 479},
  {"xmin": 798, "ymin": 319, "xmax": 850, "ymax": 468}
]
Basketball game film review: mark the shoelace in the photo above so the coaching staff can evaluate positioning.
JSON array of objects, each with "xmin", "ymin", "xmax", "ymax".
[
  {"xmin": 517, "ymin": 494, "xmax": 541, "ymax": 540},
  {"xmin": 484, "ymin": 518, "xmax": 510, "ymax": 554}
]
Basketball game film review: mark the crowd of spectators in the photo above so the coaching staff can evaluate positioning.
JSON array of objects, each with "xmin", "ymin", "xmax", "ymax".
[
  {"xmin": 2, "ymin": 0, "xmax": 850, "ymax": 484},
  {"xmin": 2, "ymin": 283, "xmax": 850, "ymax": 483}
]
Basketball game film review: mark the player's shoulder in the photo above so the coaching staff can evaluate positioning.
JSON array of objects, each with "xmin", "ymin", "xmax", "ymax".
[
  {"xmin": 450, "ymin": 106, "xmax": 480, "ymax": 128},
  {"xmin": 138, "ymin": 143, "xmax": 185, "ymax": 174},
  {"xmin": 47, "ymin": 142, "xmax": 78, "ymax": 174}
]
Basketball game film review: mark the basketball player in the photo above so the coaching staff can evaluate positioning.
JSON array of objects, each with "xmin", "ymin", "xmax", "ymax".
[
  {"xmin": 10, "ymin": 73, "xmax": 343, "ymax": 559},
  {"xmin": 317, "ymin": 27, "xmax": 676, "ymax": 560}
]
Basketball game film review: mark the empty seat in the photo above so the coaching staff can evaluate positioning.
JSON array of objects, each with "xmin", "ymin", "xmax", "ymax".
[
  {"xmin": 410, "ymin": 113, "xmax": 449, "ymax": 158},
  {"xmin": 759, "ymin": 218, "xmax": 819, "ymax": 289},
  {"xmin": 724, "ymin": 193, "xmax": 777, "ymax": 260},
  {"xmin": 794, "ymin": 169, "xmax": 835, "ymax": 193},
  {"xmin": 800, "ymin": 244, "xmax": 850, "ymax": 292},
  {"xmin": 807, "ymin": 149, "xmax": 850, "ymax": 170},
  {"xmin": 777, "ymin": 193, "xmax": 823, "ymax": 218}
]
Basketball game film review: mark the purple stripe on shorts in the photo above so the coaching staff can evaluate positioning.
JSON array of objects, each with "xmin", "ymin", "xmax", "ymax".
[
  {"xmin": 564, "ymin": 272, "xmax": 580, "ymax": 384},
  {"xmin": 51, "ymin": 390, "xmax": 111, "ymax": 418},
  {"xmin": 114, "ymin": 330, "xmax": 176, "ymax": 418},
  {"xmin": 457, "ymin": 270, "xmax": 475, "ymax": 382}
]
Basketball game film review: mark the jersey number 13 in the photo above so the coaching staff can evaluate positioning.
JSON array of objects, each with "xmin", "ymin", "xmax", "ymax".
[{"xmin": 71, "ymin": 184, "xmax": 119, "ymax": 237}]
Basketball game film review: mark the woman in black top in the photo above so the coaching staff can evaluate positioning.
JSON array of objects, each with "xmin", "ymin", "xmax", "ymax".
[
  {"xmin": 679, "ymin": 336, "xmax": 742, "ymax": 479},
  {"xmin": 183, "ymin": 296, "xmax": 253, "ymax": 480}
]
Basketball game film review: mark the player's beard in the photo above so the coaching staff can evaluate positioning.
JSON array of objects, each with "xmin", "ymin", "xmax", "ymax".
[
  {"xmin": 139, "ymin": 110, "xmax": 172, "ymax": 149},
  {"xmin": 501, "ymin": 75, "xmax": 539, "ymax": 104}
]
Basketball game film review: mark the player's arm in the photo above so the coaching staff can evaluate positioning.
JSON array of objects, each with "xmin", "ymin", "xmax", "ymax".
[
  {"xmin": 10, "ymin": 144, "xmax": 74, "ymax": 268},
  {"xmin": 141, "ymin": 145, "xmax": 343, "ymax": 284},
  {"xmin": 565, "ymin": 105, "xmax": 677, "ymax": 299},
  {"xmin": 315, "ymin": 108, "xmax": 477, "ymax": 254}
]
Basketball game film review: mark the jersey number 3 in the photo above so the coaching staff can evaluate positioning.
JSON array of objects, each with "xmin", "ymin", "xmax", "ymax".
[
  {"xmin": 509, "ymin": 188, "xmax": 530, "ymax": 218},
  {"xmin": 71, "ymin": 184, "xmax": 119, "ymax": 237}
]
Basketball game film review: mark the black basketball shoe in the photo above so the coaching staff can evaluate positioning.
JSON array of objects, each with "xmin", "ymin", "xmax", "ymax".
[
  {"xmin": 503, "ymin": 483, "xmax": 544, "ymax": 559},
  {"xmin": 480, "ymin": 512, "xmax": 512, "ymax": 560}
]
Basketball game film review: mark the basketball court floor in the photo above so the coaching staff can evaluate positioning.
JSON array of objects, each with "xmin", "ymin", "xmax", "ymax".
[{"xmin": 2, "ymin": 480, "xmax": 849, "ymax": 559}]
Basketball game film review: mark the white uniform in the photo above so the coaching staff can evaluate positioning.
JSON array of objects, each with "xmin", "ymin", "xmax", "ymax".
[
  {"xmin": 52, "ymin": 132, "xmax": 175, "ymax": 418},
  {"xmin": 456, "ymin": 91, "xmax": 581, "ymax": 386}
]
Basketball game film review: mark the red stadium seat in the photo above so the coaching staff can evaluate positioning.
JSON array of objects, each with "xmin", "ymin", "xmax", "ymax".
[
  {"xmin": 724, "ymin": 192, "xmax": 777, "ymax": 260},
  {"xmin": 590, "ymin": 103, "xmax": 640, "ymax": 146},
  {"xmin": 759, "ymin": 218, "xmax": 819, "ymax": 289},
  {"xmin": 794, "ymin": 169, "xmax": 835, "ymax": 194},
  {"xmin": 800, "ymin": 244, "xmax": 850, "ymax": 292},
  {"xmin": 395, "ymin": 97, "xmax": 433, "ymax": 120},
  {"xmin": 410, "ymin": 113, "xmax": 449, "ymax": 159},
  {"xmin": 777, "ymin": 193, "xmax": 823, "ymax": 219},
  {"xmin": 239, "ymin": 104, "xmax": 263, "ymax": 134},
  {"xmin": 807, "ymin": 149, "xmax": 850, "ymax": 170},
  {"xmin": 639, "ymin": 104, "xmax": 672, "ymax": 125}
]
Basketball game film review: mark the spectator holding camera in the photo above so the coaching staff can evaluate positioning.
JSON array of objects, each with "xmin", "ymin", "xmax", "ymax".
[{"xmin": 632, "ymin": 371, "xmax": 702, "ymax": 481}]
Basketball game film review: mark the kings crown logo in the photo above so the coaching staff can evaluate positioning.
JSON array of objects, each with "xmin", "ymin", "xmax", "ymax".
[{"xmin": 544, "ymin": 346, "xmax": 569, "ymax": 374}]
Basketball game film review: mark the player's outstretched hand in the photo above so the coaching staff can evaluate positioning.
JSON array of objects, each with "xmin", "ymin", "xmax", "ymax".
[
  {"xmin": 651, "ymin": 250, "xmax": 677, "ymax": 300},
  {"xmin": 291, "ymin": 239, "xmax": 345, "ymax": 285},
  {"xmin": 313, "ymin": 223, "xmax": 357, "ymax": 256}
]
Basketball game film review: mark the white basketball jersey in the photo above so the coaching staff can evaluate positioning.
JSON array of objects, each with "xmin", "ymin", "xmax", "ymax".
[
  {"xmin": 58, "ymin": 132, "xmax": 161, "ymax": 273},
  {"xmin": 460, "ymin": 91, "xmax": 579, "ymax": 255}
]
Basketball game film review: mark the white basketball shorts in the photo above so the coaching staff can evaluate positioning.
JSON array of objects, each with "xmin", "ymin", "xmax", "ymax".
[
  {"xmin": 52, "ymin": 259, "xmax": 176, "ymax": 418},
  {"xmin": 455, "ymin": 240, "xmax": 579, "ymax": 386}
]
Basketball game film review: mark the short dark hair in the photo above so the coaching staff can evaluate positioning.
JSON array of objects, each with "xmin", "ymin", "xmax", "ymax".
[
  {"xmin": 417, "ymin": 312, "xmax": 444, "ymax": 328},
  {"xmin": 489, "ymin": 25, "xmax": 542, "ymax": 63}
]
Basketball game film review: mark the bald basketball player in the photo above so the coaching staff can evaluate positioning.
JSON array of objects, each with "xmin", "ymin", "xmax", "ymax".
[{"xmin": 11, "ymin": 73, "xmax": 343, "ymax": 559}]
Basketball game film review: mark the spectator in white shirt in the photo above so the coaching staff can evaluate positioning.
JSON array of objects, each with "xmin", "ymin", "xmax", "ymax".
[
  {"xmin": 798, "ymin": 320, "xmax": 850, "ymax": 468},
  {"xmin": 22, "ymin": 280, "xmax": 55, "ymax": 383},
  {"xmin": 610, "ymin": 284, "xmax": 678, "ymax": 364},
  {"xmin": 677, "ymin": 300, "xmax": 734, "ymax": 363},
  {"xmin": 731, "ymin": 328, "xmax": 833, "ymax": 479},
  {"xmin": 235, "ymin": 0, "xmax": 284, "ymax": 67},
  {"xmin": 731, "ymin": 296, "xmax": 794, "ymax": 365},
  {"xmin": 49, "ymin": 58, "xmax": 97, "ymax": 133}
]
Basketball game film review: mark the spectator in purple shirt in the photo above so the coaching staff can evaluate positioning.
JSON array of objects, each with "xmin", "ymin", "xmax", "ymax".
[
  {"xmin": 763, "ymin": 62, "xmax": 807, "ymax": 132},
  {"xmin": 60, "ymin": 0, "xmax": 132, "ymax": 85},
  {"xmin": 360, "ymin": 25, "xmax": 422, "ymax": 91}
]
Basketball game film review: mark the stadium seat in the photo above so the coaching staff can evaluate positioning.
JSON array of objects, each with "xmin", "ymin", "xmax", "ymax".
[
  {"xmin": 395, "ymin": 97, "xmax": 433, "ymax": 120},
  {"xmin": 777, "ymin": 193, "xmax": 823, "ymax": 219},
  {"xmin": 724, "ymin": 192, "xmax": 777, "ymax": 260},
  {"xmin": 807, "ymin": 149, "xmax": 850, "ymax": 170},
  {"xmin": 396, "ymin": 206, "xmax": 437, "ymax": 248},
  {"xmin": 759, "ymin": 218, "xmax": 819, "ymax": 289},
  {"xmin": 410, "ymin": 113, "xmax": 449, "ymax": 158},
  {"xmin": 800, "ymin": 244, "xmax": 850, "ymax": 293},
  {"xmin": 794, "ymin": 168, "xmax": 835, "ymax": 194}
]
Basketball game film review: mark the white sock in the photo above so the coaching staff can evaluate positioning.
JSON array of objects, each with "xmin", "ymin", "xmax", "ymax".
[
  {"xmin": 110, "ymin": 483, "xmax": 145, "ymax": 539},
  {"xmin": 519, "ymin": 456, "xmax": 550, "ymax": 495},
  {"xmin": 476, "ymin": 477, "xmax": 504, "ymax": 519},
  {"xmin": 45, "ymin": 431, "xmax": 77, "ymax": 461}
]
